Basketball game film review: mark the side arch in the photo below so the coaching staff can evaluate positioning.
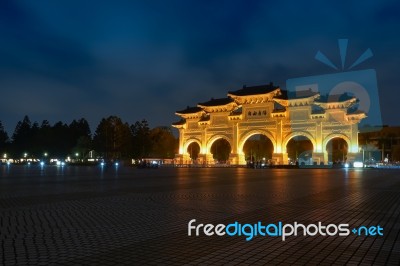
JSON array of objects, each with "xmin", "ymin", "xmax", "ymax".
[
  {"xmin": 323, "ymin": 133, "xmax": 351, "ymax": 151},
  {"xmin": 206, "ymin": 135, "xmax": 233, "ymax": 154},
  {"xmin": 183, "ymin": 138, "xmax": 202, "ymax": 154},
  {"xmin": 282, "ymin": 131, "xmax": 317, "ymax": 153},
  {"xmin": 238, "ymin": 129, "xmax": 276, "ymax": 154}
]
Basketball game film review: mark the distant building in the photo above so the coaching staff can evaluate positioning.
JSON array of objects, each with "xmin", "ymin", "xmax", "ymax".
[{"xmin": 359, "ymin": 126, "xmax": 400, "ymax": 162}]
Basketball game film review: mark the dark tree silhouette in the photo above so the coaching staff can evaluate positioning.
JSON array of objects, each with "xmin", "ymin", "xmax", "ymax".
[
  {"xmin": 69, "ymin": 118, "xmax": 92, "ymax": 159},
  {"xmin": 52, "ymin": 121, "xmax": 70, "ymax": 157},
  {"xmin": 149, "ymin": 126, "xmax": 177, "ymax": 158},
  {"xmin": 11, "ymin": 115, "xmax": 33, "ymax": 157},
  {"xmin": 94, "ymin": 116, "xmax": 132, "ymax": 160},
  {"xmin": 0, "ymin": 121, "xmax": 9, "ymax": 154},
  {"xmin": 131, "ymin": 119, "xmax": 152, "ymax": 158},
  {"xmin": 36, "ymin": 120, "xmax": 52, "ymax": 155},
  {"xmin": 2, "ymin": 115, "xmax": 177, "ymax": 161}
]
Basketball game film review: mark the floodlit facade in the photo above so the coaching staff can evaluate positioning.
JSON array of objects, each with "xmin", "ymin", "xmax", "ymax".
[{"xmin": 172, "ymin": 83, "xmax": 366, "ymax": 165}]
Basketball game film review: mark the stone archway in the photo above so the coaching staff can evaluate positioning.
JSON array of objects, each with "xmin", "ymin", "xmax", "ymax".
[
  {"xmin": 323, "ymin": 133, "xmax": 351, "ymax": 150},
  {"xmin": 183, "ymin": 138, "xmax": 202, "ymax": 155},
  {"xmin": 285, "ymin": 135, "xmax": 314, "ymax": 165},
  {"xmin": 282, "ymin": 132, "xmax": 316, "ymax": 154},
  {"xmin": 207, "ymin": 135, "xmax": 233, "ymax": 154},
  {"xmin": 210, "ymin": 139, "xmax": 231, "ymax": 163},
  {"xmin": 283, "ymin": 132, "xmax": 316, "ymax": 165},
  {"xmin": 173, "ymin": 84, "xmax": 365, "ymax": 166},
  {"xmin": 177, "ymin": 138, "xmax": 203, "ymax": 165},
  {"xmin": 205, "ymin": 135, "xmax": 233, "ymax": 164},
  {"xmin": 239, "ymin": 130, "xmax": 276, "ymax": 154},
  {"xmin": 324, "ymin": 134, "xmax": 351, "ymax": 164},
  {"xmin": 187, "ymin": 142, "xmax": 200, "ymax": 160},
  {"xmin": 237, "ymin": 130, "xmax": 276, "ymax": 165},
  {"xmin": 242, "ymin": 134, "xmax": 274, "ymax": 163}
]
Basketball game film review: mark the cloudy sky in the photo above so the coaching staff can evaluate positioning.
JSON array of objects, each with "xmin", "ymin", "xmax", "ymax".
[{"xmin": 0, "ymin": 0, "xmax": 399, "ymax": 134}]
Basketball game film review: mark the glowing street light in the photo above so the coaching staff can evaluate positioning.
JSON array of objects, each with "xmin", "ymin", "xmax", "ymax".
[
  {"xmin": 3, "ymin": 153, "xmax": 6, "ymax": 159},
  {"xmin": 44, "ymin": 152, "xmax": 48, "ymax": 157},
  {"xmin": 24, "ymin": 153, "xmax": 28, "ymax": 158}
]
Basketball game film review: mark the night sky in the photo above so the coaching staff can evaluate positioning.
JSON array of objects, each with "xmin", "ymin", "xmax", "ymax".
[{"xmin": 1, "ymin": 0, "xmax": 399, "ymax": 134}]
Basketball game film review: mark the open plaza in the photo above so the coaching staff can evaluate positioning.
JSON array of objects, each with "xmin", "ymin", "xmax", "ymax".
[{"xmin": 0, "ymin": 165, "xmax": 399, "ymax": 265}]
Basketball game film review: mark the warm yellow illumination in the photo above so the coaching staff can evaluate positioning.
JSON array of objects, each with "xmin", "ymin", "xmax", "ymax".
[
  {"xmin": 316, "ymin": 144, "xmax": 322, "ymax": 152},
  {"xmin": 202, "ymin": 146, "xmax": 207, "ymax": 154},
  {"xmin": 174, "ymin": 86, "xmax": 365, "ymax": 165},
  {"xmin": 276, "ymin": 144, "xmax": 282, "ymax": 153}
]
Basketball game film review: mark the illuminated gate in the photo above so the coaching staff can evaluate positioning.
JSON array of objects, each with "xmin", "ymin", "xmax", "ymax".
[{"xmin": 172, "ymin": 83, "xmax": 365, "ymax": 165}]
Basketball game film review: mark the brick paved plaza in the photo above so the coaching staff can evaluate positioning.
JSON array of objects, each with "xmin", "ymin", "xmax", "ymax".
[{"xmin": 0, "ymin": 165, "xmax": 399, "ymax": 265}]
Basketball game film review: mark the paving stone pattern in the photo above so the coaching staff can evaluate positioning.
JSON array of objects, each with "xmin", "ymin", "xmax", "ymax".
[{"xmin": 0, "ymin": 166, "xmax": 399, "ymax": 265}]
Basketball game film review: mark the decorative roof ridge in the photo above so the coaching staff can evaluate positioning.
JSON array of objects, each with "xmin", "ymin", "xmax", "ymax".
[
  {"xmin": 198, "ymin": 97, "xmax": 234, "ymax": 107},
  {"xmin": 176, "ymin": 106, "xmax": 203, "ymax": 114},
  {"xmin": 228, "ymin": 82, "xmax": 279, "ymax": 96}
]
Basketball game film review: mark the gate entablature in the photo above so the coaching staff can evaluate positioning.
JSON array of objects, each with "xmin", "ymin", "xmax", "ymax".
[{"xmin": 172, "ymin": 83, "xmax": 366, "ymax": 165}]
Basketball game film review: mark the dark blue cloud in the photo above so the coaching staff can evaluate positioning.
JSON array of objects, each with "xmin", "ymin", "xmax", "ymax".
[{"xmin": 0, "ymin": 0, "xmax": 399, "ymax": 134}]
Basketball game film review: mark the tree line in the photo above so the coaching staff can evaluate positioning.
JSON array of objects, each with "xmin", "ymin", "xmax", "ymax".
[{"xmin": 0, "ymin": 115, "xmax": 177, "ymax": 161}]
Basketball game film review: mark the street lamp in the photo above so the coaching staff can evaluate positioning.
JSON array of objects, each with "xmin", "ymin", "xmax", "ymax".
[{"xmin": 359, "ymin": 145, "xmax": 366, "ymax": 163}]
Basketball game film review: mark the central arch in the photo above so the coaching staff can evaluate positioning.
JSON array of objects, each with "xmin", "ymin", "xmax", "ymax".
[
  {"xmin": 243, "ymin": 134, "xmax": 274, "ymax": 165},
  {"xmin": 238, "ymin": 130, "xmax": 276, "ymax": 155}
]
